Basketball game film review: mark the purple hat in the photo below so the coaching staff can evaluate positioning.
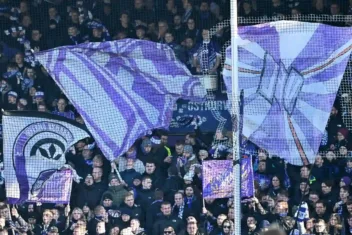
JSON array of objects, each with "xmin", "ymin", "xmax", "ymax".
[
  {"xmin": 126, "ymin": 149, "xmax": 137, "ymax": 159},
  {"xmin": 342, "ymin": 176, "xmax": 351, "ymax": 186}
]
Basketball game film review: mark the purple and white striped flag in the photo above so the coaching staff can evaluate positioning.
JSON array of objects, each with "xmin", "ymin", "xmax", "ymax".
[
  {"xmin": 224, "ymin": 21, "xmax": 352, "ymax": 165},
  {"xmin": 36, "ymin": 39, "xmax": 206, "ymax": 161},
  {"xmin": 3, "ymin": 111, "xmax": 90, "ymax": 203}
]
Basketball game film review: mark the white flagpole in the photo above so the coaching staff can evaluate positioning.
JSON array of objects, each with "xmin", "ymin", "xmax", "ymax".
[{"xmin": 230, "ymin": 0, "xmax": 241, "ymax": 234}]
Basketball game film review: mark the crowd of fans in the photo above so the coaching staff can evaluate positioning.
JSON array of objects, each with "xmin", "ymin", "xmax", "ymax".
[{"xmin": 0, "ymin": 0, "xmax": 351, "ymax": 235}]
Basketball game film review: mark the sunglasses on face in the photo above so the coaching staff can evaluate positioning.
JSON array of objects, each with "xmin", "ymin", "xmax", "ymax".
[
  {"xmin": 164, "ymin": 231, "xmax": 173, "ymax": 234},
  {"xmin": 223, "ymin": 225, "xmax": 230, "ymax": 229}
]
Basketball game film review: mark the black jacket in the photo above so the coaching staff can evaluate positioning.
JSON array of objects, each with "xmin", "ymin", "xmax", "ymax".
[{"xmin": 152, "ymin": 215, "xmax": 184, "ymax": 235}]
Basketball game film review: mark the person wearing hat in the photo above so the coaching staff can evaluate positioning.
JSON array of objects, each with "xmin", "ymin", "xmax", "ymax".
[
  {"xmin": 114, "ymin": 146, "xmax": 145, "ymax": 175},
  {"xmin": 17, "ymin": 98, "xmax": 28, "ymax": 111},
  {"xmin": 120, "ymin": 154, "xmax": 142, "ymax": 188},
  {"xmin": 5, "ymin": 90, "xmax": 17, "ymax": 110},
  {"xmin": 100, "ymin": 173, "xmax": 128, "ymax": 207},
  {"xmin": 120, "ymin": 193, "xmax": 144, "ymax": 228},
  {"xmin": 47, "ymin": 226, "xmax": 59, "ymax": 235},
  {"xmin": 117, "ymin": 207, "xmax": 133, "ymax": 231},
  {"xmin": 178, "ymin": 145, "xmax": 199, "ymax": 177},
  {"xmin": 0, "ymin": 77, "xmax": 13, "ymax": 108},
  {"xmin": 138, "ymin": 138, "xmax": 153, "ymax": 165}
]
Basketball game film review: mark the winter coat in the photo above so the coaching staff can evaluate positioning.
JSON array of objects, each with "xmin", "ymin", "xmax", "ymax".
[
  {"xmin": 152, "ymin": 215, "xmax": 184, "ymax": 235},
  {"xmin": 101, "ymin": 185, "xmax": 128, "ymax": 207}
]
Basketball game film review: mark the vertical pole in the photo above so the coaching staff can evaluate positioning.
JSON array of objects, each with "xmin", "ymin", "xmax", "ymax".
[{"xmin": 230, "ymin": 0, "xmax": 241, "ymax": 234}]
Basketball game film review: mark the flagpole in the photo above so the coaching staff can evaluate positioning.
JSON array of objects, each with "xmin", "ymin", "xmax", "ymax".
[{"xmin": 230, "ymin": 0, "xmax": 241, "ymax": 233}]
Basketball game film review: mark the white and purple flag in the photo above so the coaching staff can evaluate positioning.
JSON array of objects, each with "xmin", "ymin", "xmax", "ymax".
[
  {"xmin": 202, "ymin": 158, "xmax": 254, "ymax": 199},
  {"xmin": 3, "ymin": 111, "xmax": 90, "ymax": 204},
  {"xmin": 224, "ymin": 21, "xmax": 352, "ymax": 165},
  {"xmin": 35, "ymin": 39, "xmax": 206, "ymax": 161}
]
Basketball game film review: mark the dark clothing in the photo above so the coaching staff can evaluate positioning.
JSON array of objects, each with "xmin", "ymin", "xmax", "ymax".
[
  {"xmin": 152, "ymin": 214, "xmax": 184, "ymax": 235},
  {"xmin": 137, "ymin": 188, "xmax": 155, "ymax": 212},
  {"xmin": 120, "ymin": 169, "xmax": 142, "ymax": 188},
  {"xmin": 74, "ymin": 184, "xmax": 102, "ymax": 209}
]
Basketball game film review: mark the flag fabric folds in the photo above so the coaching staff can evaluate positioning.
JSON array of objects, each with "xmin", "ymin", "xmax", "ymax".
[
  {"xmin": 35, "ymin": 39, "xmax": 206, "ymax": 161},
  {"xmin": 3, "ymin": 111, "xmax": 90, "ymax": 203},
  {"xmin": 223, "ymin": 21, "xmax": 352, "ymax": 165},
  {"xmin": 241, "ymin": 156, "xmax": 254, "ymax": 198}
]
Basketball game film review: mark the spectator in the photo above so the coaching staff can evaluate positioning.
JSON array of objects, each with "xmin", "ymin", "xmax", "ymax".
[
  {"xmin": 101, "ymin": 174, "xmax": 128, "ymax": 207},
  {"xmin": 153, "ymin": 201, "xmax": 184, "ymax": 235}
]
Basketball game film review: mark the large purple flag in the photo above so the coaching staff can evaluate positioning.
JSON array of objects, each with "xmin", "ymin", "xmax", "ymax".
[
  {"xmin": 3, "ymin": 111, "xmax": 90, "ymax": 203},
  {"xmin": 35, "ymin": 39, "xmax": 205, "ymax": 161},
  {"xmin": 224, "ymin": 21, "xmax": 352, "ymax": 165}
]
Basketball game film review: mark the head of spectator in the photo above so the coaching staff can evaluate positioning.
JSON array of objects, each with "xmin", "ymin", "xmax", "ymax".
[
  {"xmin": 270, "ymin": 175, "xmax": 281, "ymax": 189},
  {"xmin": 158, "ymin": 20, "xmax": 169, "ymax": 38},
  {"xmin": 141, "ymin": 138, "xmax": 152, "ymax": 154},
  {"xmin": 174, "ymin": 192, "xmax": 184, "ymax": 207},
  {"xmin": 330, "ymin": 2, "xmax": 341, "ymax": 15},
  {"xmin": 314, "ymin": 154, "xmax": 324, "ymax": 168},
  {"xmin": 145, "ymin": 160, "xmax": 156, "ymax": 175},
  {"xmin": 201, "ymin": 29, "xmax": 210, "ymax": 42},
  {"xmin": 92, "ymin": 167, "xmax": 103, "ymax": 183},
  {"xmin": 102, "ymin": 193, "xmax": 113, "ymax": 208},
  {"xmin": 7, "ymin": 91, "xmax": 17, "ymax": 105},
  {"xmin": 109, "ymin": 225, "xmax": 120, "ymax": 235},
  {"xmin": 130, "ymin": 218, "xmax": 141, "ymax": 233},
  {"xmin": 84, "ymin": 174, "xmax": 94, "ymax": 187},
  {"xmin": 274, "ymin": 201, "xmax": 288, "ymax": 217},
  {"xmin": 136, "ymin": 25, "xmax": 147, "ymax": 40},
  {"xmin": 300, "ymin": 179, "xmax": 310, "ymax": 194},
  {"xmin": 48, "ymin": 6, "xmax": 59, "ymax": 20},
  {"xmin": 257, "ymin": 160, "xmax": 267, "ymax": 173},
  {"xmin": 31, "ymin": 28, "xmax": 42, "ymax": 42},
  {"xmin": 48, "ymin": 226, "xmax": 59, "ymax": 235},
  {"xmin": 315, "ymin": 219, "xmax": 327, "ymax": 233},
  {"xmin": 93, "ymin": 155, "xmax": 104, "ymax": 168},
  {"xmin": 71, "ymin": 208, "xmax": 84, "ymax": 222},
  {"xmin": 96, "ymin": 221, "xmax": 106, "ymax": 235},
  {"xmin": 19, "ymin": 0, "xmax": 29, "ymax": 14},
  {"xmin": 315, "ymin": 200, "xmax": 327, "ymax": 216},
  {"xmin": 321, "ymin": 180, "xmax": 333, "ymax": 195},
  {"xmin": 184, "ymin": 185, "xmax": 195, "ymax": 199},
  {"xmin": 221, "ymin": 219, "xmax": 234, "ymax": 235},
  {"xmin": 183, "ymin": 145, "xmax": 193, "ymax": 158},
  {"xmin": 124, "ymin": 193, "xmax": 135, "ymax": 207},
  {"xmin": 161, "ymin": 201, "xmax": 172, "ymax": 216},
  {"xmin": 163, "ymin": 226, "xmax": 176, "ymax": 235},
  {"xmin": 120, "ymin": 208, "xmax": 132, "ymax": 223},
  {"xmin": 160, "ymin": 131, "xmax": 169, "ymax": 146},
  {"xmin": 200, "ymin": 1, "xmax": 210, "ymax": 12},
  {"xmin": 340, "ymin": 186, "xmax": 350, "ymax": 202},
  {"xmin": 328, "ymin": 213, "xmax": 342, "ymax": 231},
  {"xmin": 308, "ymin": 191, "xmax": 320, "ymax": 207},
  {"xmin": 73, "ymin": 226, "xmax": 87, "ymax": 235},
  {"xmin": 174, "ymin": 140, "xmax": 184, "ymax": 156},
  {"xmin": 69, "ymin": 8, "xmax": 80, "ymax": 24},
  {"xmin": 108, "ymin": 174, "xmax": 120, "ymax": 186},
  {"xmin": 21, "ymin": 13, "xmax": 32, "ymax": 28},
  {"xmin": 94, "ymin": 205, "xmax": 106, "ymax": 219},
  {"xmin": 246, "ymin": 215, "xmax": 257, "ymax": 231},
  {"xmin": 42, "ymin": 209, "xmax": 53, "ymax": 225},
  {"xmin": 300, "ymin": 165, "xmax": 310, "ymax": 179},
  {"xmin": 186, "ymin": 222, "xmax": 198, "ymax": 235},
  {"xmin": 141, "ymin": 175, "xmax": 152, "ymax": 189},
  {"xmin": 15, "ymin": 52, "xmax": 24, "ymax": 66},
  {"xmin": 186, "ymin": 18, "xmax": 196, "ymax": 32},
  {"xmin": 34, "ymin": 91, "xmax": 45, "ymax": 104},
  {"xmin": 341, "ymin": 176, "xmax": 352, "ymax": 187},
  {"xmin": 82, "ymin": 144, "xmax": 94, "ymax": 160},
  {"xmin": 67, "ymin": 25, "xmax": 79, "ymax": 37}
]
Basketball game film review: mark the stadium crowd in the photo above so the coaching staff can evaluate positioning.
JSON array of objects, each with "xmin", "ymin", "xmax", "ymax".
[{"xmin": 0, "ymin": 0, "xmax": 351, "ymax": 235}]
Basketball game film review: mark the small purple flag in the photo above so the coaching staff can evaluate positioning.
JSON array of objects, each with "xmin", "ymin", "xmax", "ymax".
[
  {"xmin": 202, "ymin": 159, "xmax": 254, "ymax": 199},
  {"xmin": 3, "ymin": 111, "xmax": 90, "ymax": 204},
  {"xmin": 35, "ymin": 39, "xmax": 206, "ymax": 161},
  {"xmin": 203, "ymin": 160, "xmax": 233, "ymax": 199},
  {"xmin": 241, "ymin": 156, "xmax": 254, "ymax": 198}
]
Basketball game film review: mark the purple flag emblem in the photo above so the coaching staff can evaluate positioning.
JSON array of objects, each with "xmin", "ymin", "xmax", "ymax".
[
  {"xmin": 35, "ymin": 39, "xmax": 206, "ymax": 161},
  {"xmin": 3, "ymin": 111, "xmax": 90, "ymax": 203},
  {"xmin": 223, "ymin": 21, "xmax": 352, "ymax": 165}
]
